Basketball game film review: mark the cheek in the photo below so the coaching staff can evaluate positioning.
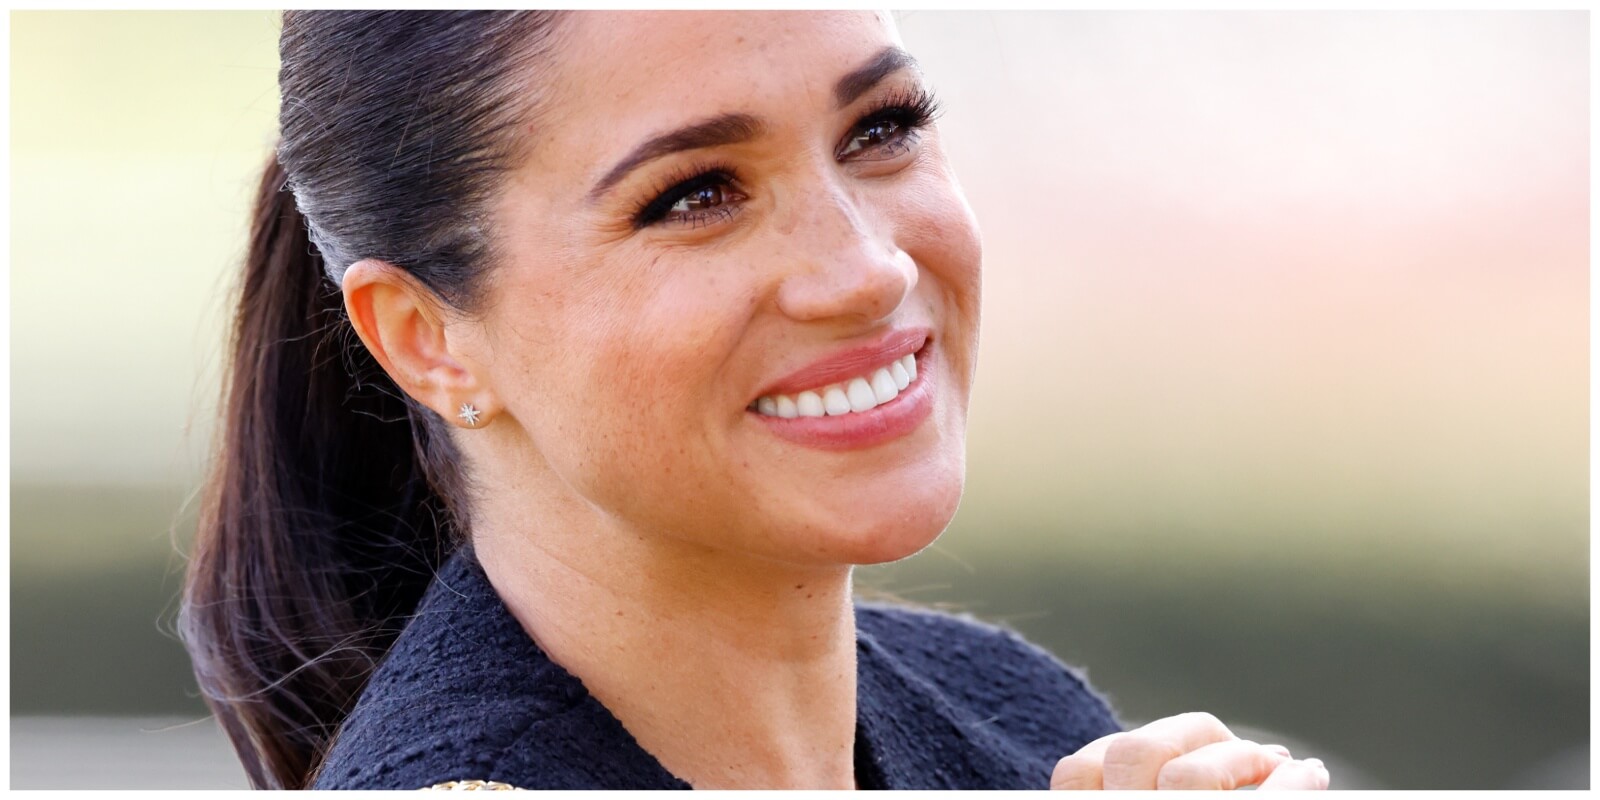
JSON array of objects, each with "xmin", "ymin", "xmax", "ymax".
[
  {"xmin": 891, "ymin": 167, "xmax": 984, "ymax": 377},
  {"xmin": 532, "ymin": 261, "xmax": 762, "ymax": 525},
  {"xmin": 893, "ymin": 158, "xmax": 982, "ymax": 294},
  {"xmin": 600, "ymin": 263, "xmax": 760, "ymax": 404}
]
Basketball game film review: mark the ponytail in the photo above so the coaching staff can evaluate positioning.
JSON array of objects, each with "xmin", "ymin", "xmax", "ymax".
[
  {"xmin": 179, "ymin": 153, "xmax": 464, "ymax": 789},
  {"xmin": 181, "ymin": 11, "xmax": 564, "ymax": 788}
]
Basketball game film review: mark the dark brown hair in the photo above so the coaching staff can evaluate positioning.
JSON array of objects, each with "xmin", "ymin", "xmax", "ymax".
[{"xmin": 179, "ymin": 11, "xmax": 564, "ymax": 789}]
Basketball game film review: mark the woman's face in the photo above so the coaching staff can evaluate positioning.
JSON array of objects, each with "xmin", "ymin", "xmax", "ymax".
[{"xmin": 479, "ymin": 11, "xmax": 982, "ymax": 567}]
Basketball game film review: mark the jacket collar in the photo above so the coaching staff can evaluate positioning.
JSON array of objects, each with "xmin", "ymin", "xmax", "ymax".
[{"xmin": 320, "ymin": 545, "xmax": 1032, "ymax": 789}]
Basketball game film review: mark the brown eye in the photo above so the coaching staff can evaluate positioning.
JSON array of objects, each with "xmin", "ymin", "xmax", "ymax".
[
  {"xmin": 840, "ymin": 119, "xmax": 902, "ymax": 157},
  {"xmin": 633, "ymin": 167, "xmax": 746, "ymax": 229},
  {"xmin": 670, "ymin": 183, "xmax": 727, "ymax": 214}
]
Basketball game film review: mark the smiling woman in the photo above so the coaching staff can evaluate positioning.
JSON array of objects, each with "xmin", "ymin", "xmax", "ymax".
[{"xmin": 179, "ymin": 11, "xmax": 1330, "ymax": 790}]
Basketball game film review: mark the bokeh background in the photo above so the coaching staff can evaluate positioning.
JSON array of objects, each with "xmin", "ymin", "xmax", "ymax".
[{"xmin": 10, "ymin": 10, "xmax": 1588, "ymax": 790}]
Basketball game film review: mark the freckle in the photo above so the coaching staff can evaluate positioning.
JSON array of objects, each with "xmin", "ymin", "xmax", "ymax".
[
  {"xmin": 806, "ymin": 593, "xmax": 814, "ymax": 599},
  {"xmin": 616, "ymin": 610, "xmax": 624, "ymax": 616},
  {"xmin": 795, "ymin": 584, "xmax": 804, "ymax": 590}
]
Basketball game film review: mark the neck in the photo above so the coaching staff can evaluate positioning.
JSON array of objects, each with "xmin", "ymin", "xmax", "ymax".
[{"xmin": 471, "ymin": 490, "xmax": 860, "ymax": 790}]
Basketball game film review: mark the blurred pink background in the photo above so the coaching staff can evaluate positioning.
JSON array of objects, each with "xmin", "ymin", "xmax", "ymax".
[{"xmin": 903, "ymin": 12, "xmax": 1587, "ymax": 592}]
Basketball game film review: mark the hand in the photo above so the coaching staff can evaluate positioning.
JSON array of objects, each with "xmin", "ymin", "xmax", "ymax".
[{"xmin": 1051, "ymin": 712, "xmax": 1330, "ymax": 790}]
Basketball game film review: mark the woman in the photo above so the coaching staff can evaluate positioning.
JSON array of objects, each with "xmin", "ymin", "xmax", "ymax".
[{"xmin": 181, "ymin": 10, "xmax": 1331, "ymax": 790}]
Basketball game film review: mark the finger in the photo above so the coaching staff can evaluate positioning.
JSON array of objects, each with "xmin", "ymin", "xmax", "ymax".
[
  {"xmin": 1259, "ymin": 758, "xmax": 1331, "ymax": 790},
  {"xmin": 1154, "ymin": 739, "xmax": 1289, "ymax": 790},
  {"xmin": 1101, "ymin": 712, "xmax": 1237, "ymax": 789},
  {"xmin": 1051, "ymin": 714, "xmax": 1241, "ymax": 791},
  {"xmin": 1051, "ymin": 732, "xmax": 1125, "ymax": 789}
]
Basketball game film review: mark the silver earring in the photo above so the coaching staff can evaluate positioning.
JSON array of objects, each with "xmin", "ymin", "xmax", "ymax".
[{"xmin": 457, "ymin": 403, "xmax": 481, "ymax": 427}]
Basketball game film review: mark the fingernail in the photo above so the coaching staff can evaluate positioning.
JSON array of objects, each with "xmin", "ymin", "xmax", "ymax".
[
  {"xmin": 1305, "ymin": 758, "xmax": 1326, "ymax": 770},
  {"xmin": 1265, "ymin": 744, "xmax": 1292, "ymax": 758}
]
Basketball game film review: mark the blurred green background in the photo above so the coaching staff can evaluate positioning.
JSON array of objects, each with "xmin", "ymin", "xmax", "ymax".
[{"xmin": 10, "ymin": 11, "xmax": 1588, "ymax": 789}]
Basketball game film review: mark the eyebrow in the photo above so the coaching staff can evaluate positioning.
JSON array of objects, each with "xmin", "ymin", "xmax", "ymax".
[
  {"xmin": 587, "ymin": 45, "xmax": 920, "ymax": 203},
  {"xmin": 587, "ymin": 112, "xmax": 764, "ymax": 202},
  {"xmin": 832, "ymin": 46, "xmax": 918, "ymax": 109}
]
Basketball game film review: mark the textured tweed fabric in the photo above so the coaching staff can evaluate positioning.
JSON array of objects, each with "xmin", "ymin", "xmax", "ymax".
[{"xmin": 313, "ymin": 546, "xmax": 1122, "ymax": 789}]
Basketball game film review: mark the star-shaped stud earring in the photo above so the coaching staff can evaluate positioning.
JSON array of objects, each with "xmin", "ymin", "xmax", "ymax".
[{"xmin": 457, "ymin": 402, "xmax": 481, "ymax": 427}]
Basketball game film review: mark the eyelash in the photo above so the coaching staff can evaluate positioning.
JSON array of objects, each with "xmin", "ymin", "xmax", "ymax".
[{"xmin": 630, "ymin": 87, "xmax": 944, "ymax": 230}]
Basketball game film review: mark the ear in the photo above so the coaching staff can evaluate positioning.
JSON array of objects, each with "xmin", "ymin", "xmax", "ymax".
[{"xmin": 341, "ymin": 259, "xmax": 497, "ymax": 429}]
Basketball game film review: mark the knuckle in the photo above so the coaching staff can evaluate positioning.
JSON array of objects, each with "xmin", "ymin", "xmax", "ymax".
[
  {"xmin": 1050, "ymin": 772, "xmax": 1095, "ymax": 790},
  {"xmin": 1050, "ymin": 755, "xmax": 1095, "ymax": 790},
  {"xmin": 1176, "ymin": 711, "xmax": 1233, "ymax": 739},
  {"xmin": 1103, "ymin": 733, "xmax": 1182, "ymax": 771},
  {"xmin": 1102, "ymin": 734, "xmax": 1147, "ymax": 763},
  {"xmin": 1157, "ymin": 759, "xmax": 1228, "ymax": 790}
]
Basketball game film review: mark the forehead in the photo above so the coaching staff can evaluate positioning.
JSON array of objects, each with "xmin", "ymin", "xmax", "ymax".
[{"xmin": 529, "ymin": 11, "xmax": 903, "ymax": 163}]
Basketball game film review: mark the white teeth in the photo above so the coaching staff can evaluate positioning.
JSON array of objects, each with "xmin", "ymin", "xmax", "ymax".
[
  {"xmin": 796, "ymin": 390, "xmax": 825, "ymax": 417},
  {"xmin": 846, "ymin": 378, "xmax": 876, "ymax": 412},
  {"xmin": 775, "ymin": 395, "xmax": 798, "ymax": 419},
  {"xmin": 890, "ymin": 361, "xmax": 911, "ymax": 391},
  {"xmin": 752, "ymin": 349, "xmax": 923, "ymax": 418},
  {"xmin": 823, "ymin": 387, "xmax": 852, "ymax": 416},
  {"xmin": 870, "ymin": 368, "xmax": 898, "ymax": 403}
]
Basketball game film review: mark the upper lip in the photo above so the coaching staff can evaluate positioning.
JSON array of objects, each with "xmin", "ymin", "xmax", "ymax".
[{"xmin": 751, "ymin": 327, "xmax": 931, "ymax": 402}]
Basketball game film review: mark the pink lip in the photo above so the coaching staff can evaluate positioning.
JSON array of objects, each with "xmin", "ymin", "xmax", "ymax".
[
  {"xmin": 748, "ymin": 340, "xmax": 935, "ymax": 451},
  {"xmin": 751, "ymin": 327, "xmax": 931, "ymax": 401}
]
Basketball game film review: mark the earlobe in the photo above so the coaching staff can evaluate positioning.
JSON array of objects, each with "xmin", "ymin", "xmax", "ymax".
[{"xmin": 341, "ymin": 259, "xmax": 497, "ymax": 429}]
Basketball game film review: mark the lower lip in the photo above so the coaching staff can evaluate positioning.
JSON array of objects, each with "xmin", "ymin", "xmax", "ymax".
[{"xmin": 748, "ymin": 344, "xmax": 935, "ymax": 451}]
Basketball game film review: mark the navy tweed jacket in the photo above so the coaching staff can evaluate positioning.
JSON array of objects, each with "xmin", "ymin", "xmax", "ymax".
[{"xmin": 312, "ymin": 546, "xmax": 1122, "ymax": 789}]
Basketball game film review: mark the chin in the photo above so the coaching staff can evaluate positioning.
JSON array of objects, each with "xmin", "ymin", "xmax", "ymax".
[{"xmin": 809, "ymin": 457, "xmax": 967, "ymax": 566}]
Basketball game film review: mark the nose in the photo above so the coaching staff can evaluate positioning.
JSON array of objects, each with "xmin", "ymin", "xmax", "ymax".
[{"xmin": 774, "ymin": 185, "xmax": 916, "ymax": 325}]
